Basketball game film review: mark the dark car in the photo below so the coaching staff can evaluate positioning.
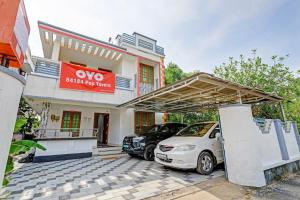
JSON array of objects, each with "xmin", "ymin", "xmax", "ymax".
[{"xmin": 122, "ymin": 123, "xmax": 187, "ymax": 161}]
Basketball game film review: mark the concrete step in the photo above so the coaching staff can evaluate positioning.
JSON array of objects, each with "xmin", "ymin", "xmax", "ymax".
[{"xmin": 92, "ymin": 146, "xmax": 123, "ymax": 156}]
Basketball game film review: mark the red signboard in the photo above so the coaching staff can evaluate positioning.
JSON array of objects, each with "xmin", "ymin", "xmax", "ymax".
[
  {"xmin": 0, "ymin": 0, "xmax": 30, "ymax": 68},
  {"xmin": 59, "ymin": 62, "xmax": 115, "ymax": 93}
]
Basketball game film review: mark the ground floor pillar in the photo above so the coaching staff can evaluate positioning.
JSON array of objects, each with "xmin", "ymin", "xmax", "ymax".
[
  {"xmin": 0, "ymin": 67, "xmax": 25, "ymax": 187},
  {"xmin": 218, "ymin": 104, "xmax": 266, "ymax": 187}
]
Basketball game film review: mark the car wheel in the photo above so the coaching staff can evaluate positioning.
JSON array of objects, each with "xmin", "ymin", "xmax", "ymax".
[
  {"xmin": 196, "ymin": 151, "xmax": 214, "ymax": 175},
  {"xmin": 144, "ymin": 144, "xmax": 156, "ymax": 161}
]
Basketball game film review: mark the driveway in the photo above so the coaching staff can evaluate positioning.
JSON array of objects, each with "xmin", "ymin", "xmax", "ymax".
[{"xmin": 6, "ymin": 156, "xmax": 224, "ymax": 200}]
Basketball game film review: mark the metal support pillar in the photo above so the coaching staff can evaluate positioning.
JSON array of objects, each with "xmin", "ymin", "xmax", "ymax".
[{"xmin": 279, "ymin": 102, "xmax": 286, "ymax": 122}]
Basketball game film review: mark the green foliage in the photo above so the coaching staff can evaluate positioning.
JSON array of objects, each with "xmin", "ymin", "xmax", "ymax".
[
  {"xmin": 2, "ymin": 177, "xmax": 9, "ymax": 186},
  {"xmin": 5, "ymin": 156, "xmax": 13, "ymax": 174},
  {"xmin": 3, "ymin": 140, "xmax": 46, "ymax": 186},
  {"xmin": 14, "ymin": 117, "xmax": 27, "ymax": 133},
  {"xmin": 14, "ymin": 97, "xmax": 40, "ymax": 134},
  {"xmin": 214, "ymin": 50, "xmax": 300, "ymax": 128},
  {"xmin": 165, "ymin": 62, "xmax": 216, "ymax": 124},
  {"xmin": 165, "ymin": 62, "xmax": 188, "ymax": 85},
  {"xmin": 9, "ymin": 140, "xmax": 46, "ymax": 155}
]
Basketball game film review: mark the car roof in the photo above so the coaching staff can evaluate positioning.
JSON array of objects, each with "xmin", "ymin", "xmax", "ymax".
[
  {"xmin": 189, "ymin": 121, "xmax": 218, "ymax": 126},
  {"xmin": 155, "ymin": 122, "xmax": 187, "ymax": 126}
]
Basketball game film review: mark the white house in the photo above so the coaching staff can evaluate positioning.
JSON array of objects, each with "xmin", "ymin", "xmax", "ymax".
[{"xmin": 23, "ymin": 21, "xmax": 166, "ymax": 162}]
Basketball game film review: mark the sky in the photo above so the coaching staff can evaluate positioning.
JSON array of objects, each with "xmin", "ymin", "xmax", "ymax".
[{"xmin": 24, "ymin": 0, "xmax": 300, "ymax": 74}]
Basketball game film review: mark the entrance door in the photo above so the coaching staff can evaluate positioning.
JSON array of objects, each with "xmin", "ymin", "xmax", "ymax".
[{"xmin": 94, "ymin": 113, "xmax": 109, "ymax": 146}]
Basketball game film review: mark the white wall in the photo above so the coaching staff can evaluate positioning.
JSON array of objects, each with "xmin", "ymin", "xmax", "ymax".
[
  {"xmin": 108, "ymin": 109, "xmax": 121, "ymax": 145},
  {"xmin": 259, "ymin": 121, "xmax": 283, "ymax": 169},
  {"xmin": 46, "ymin": 104, "xmax": 110, "ymax": 131},
  {"xmin": 0, "ymin": 69, "xmax": 25, "ymax": 186},
  {"xmin": 282, "ymin": 123, "xmax": 300, "ymax": 160},
  {"xmin": 35, "ymin": 139, "xmax": 96, "ymax": 156},
  {"xmin": 219, "ymin": 104, "xmax": 266, "ymax": 187},
  {"xmin": 155, "ymin": 113, "xmax": 163, "ymax": 124},
  {"xmin": 219, "ymin": 104, "xmax": 300, "ymax": 187},
  {"xmin": 108, "ymin": 108, "xmax": 135, "ymax": 145}
]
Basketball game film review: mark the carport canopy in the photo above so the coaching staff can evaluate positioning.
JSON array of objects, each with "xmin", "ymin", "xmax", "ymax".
[{"xmin": 118, "ymin": 72, "xmax": 282, "ymax": 113}]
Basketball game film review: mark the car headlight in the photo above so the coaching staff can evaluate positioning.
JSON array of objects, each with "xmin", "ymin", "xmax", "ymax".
[
  {"xmin": 174, "ymin": 145, "xmax": 196, "ymax": 151},
  {"xmin": 133, "ymin": 137, "xmax": 145, "ymax": 146}
]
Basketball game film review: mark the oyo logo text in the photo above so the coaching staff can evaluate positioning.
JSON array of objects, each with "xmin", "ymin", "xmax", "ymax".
[{"xmin": 75, "ymin": 70, "xmax": 104, "ymax": 81}]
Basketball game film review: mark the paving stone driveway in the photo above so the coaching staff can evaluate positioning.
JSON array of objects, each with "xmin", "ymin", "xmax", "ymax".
[{"xmin": 7, "ymin": 156, "xmax": 224, "ymax": 200}]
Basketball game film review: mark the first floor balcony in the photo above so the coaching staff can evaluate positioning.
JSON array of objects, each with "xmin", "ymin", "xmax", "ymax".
[{"xmin": 24, "ymin": 56, "xmax": 135, "ymax": 106}]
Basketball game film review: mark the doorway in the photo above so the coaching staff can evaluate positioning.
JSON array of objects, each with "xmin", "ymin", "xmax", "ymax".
[{"xmin": 93, "ymin": 113, "xmax": 109, "ymax": 147}]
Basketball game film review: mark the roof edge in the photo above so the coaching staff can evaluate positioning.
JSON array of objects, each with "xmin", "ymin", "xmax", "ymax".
[{"xmin": 38, "ymin": 21, "xmax": 127, "ymax": 51}]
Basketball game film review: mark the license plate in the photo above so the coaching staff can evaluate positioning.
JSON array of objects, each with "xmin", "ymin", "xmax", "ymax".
[
  {"xmin": 123, "ymin": 144, "xmax": 129, "ymax": 148},
  {"xmin": 156, "ymin": 153, "xmax": 167, "ymax": 160}
]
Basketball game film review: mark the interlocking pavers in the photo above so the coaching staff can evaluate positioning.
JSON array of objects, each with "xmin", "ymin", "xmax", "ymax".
[{"xmin": 7, "ymin": 156, "xmax": 224, "ymax": 200}]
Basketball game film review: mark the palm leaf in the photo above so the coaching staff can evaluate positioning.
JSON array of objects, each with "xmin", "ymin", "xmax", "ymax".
[
  {"xmin": 14, "ymin": 117, "xmax": 27, "ymax": 133},
  {"xmin": 12, "ymin": 140, "xmax": 47, "ymax": 151},
  {"xmin": 9, "ymin": 143, "xmax": 30, "ymax": 154}
]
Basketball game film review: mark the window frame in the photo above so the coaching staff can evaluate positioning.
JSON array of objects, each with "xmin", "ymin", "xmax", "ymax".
[
  {"xmin": 61, "ymin": 111, "xmax": 82, "ymax": 131},
  {"xmin": 140, "ymin": 64, "xmax": 154, "ymax": 85},
  {"xmin": 134, "ymin": 111, "xmax": 155, "ymax": 134}
]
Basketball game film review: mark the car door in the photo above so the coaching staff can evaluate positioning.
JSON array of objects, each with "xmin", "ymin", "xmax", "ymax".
[{"xmin": 209, "ymin": 125, "xmax": 223, "ymax": 162}]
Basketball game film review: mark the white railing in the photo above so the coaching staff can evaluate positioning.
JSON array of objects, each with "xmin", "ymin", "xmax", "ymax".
[
  {"xmin": 140, "ymin": 82, "xmax": 154, "ymax": 95},
  {"xmin": 34, "ymin": 128, "xmax": 98, "ymax": 139}
]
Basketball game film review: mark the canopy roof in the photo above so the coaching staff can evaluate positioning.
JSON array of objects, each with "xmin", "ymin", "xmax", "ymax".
[{"xmin": 118, "ymin": 72, "xmax": 282, "ymax": 113}]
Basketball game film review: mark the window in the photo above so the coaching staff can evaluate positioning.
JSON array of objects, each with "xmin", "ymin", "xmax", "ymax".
[
  {"xmin": 177, "ymin": 123, "xmax": 215, "ymax": 137},
  {"xmin": 135, "ymin": 112, "xmax": 155, "ymax": 134},
  {"xmin": 61, "ymin": 111, "xmax": 81, "ymax": 136},
  {"xmin": 140, "ymin": 64, "xmax": 154, "ymax": 85}
]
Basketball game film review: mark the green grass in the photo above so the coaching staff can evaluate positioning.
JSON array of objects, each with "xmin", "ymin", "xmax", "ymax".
[
  {"xmin": 5, "ymin": 156, "xmax": 13, "ymax": 174},
  {"xmin": 2, "ymin": 177, "xmax": 9, "ymax": 186}
]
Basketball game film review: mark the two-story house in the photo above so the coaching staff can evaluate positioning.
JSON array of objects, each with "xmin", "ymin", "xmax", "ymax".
[{"xmin": 23, "ymin": 21, "xmax": 166, "ymax": 162}]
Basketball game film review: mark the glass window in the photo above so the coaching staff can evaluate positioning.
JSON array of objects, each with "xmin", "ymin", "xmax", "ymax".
[
  {"xmin": 140, "ymin": 64, "xmax": 154, "ymax": 85},
  {"xmin": 61, "ymin": 111, "xmax": 81, "ymax": 134},
  {"xmin": 177, "ymin": 123, "xmax": 215, "ymax": 137}
]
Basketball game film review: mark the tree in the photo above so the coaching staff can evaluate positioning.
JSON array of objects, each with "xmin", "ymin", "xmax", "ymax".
[
  {"xmin": 214, "ymin": 50, "xmax": 300, "ymax": 128},
  {"xmin": 164, "ymin": 62, "xmax": 188, "ymax": 85},
  {"xmin": 15, "ymin": 97, "xmax": 39, "ymax": 135}
]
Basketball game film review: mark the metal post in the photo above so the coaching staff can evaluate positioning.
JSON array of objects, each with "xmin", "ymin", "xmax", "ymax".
[
  {"xmin": 217, "ymin": 112, "xmax": 228, "ymax": 180},
  {"xmin": 279, "ymin": 102, "xmax": 287, "ymax": 122},
  {"xmin": 236, "ymin": 90, "xmax": 242, "ymax": 104}
]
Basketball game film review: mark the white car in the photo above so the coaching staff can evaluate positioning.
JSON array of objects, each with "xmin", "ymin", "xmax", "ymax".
[{"xmin": 154, "ymin": 122, "xmax": 223, "ymax": 175}]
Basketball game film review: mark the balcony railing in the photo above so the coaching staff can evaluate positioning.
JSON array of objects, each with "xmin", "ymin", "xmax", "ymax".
[
  {"xmin": 119, "ymin": 33, "xmax": 165, "ymax": 56},
  {"xmin": 140, "ymin": 83, "xmax": 154, "ymax": 95},
  {"xmin": 34, "ymin": 128, "xmax": 98, "ymax": 139},
  {"xmin": 32, "ymin": 57, "xmax": 133, "ymax": 90}
]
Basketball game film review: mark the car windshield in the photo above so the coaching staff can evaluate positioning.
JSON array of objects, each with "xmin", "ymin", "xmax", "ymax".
[{"xmin": 176, "ymin": 123, "xmax": 215, "ymax": 137}]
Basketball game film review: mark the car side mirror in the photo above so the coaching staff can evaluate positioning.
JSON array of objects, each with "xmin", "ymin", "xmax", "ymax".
[{"xmin": 215, "ymin": 132, "xmax": 221, "ymax": 140}]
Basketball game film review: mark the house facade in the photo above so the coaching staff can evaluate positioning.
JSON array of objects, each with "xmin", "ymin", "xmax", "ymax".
[{"xmin": 23, "ymin": 22, "xmax": 166, "ymax": 161}]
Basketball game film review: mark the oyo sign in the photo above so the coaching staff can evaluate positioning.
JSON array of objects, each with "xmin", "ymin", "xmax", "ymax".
[
  {"xmin": 59, "ymin": 62, "xmax": 115, "ymax": 93},
  {"xmin": 75, "ymin": 70, "xmax": 104, "ymax": 81}
]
